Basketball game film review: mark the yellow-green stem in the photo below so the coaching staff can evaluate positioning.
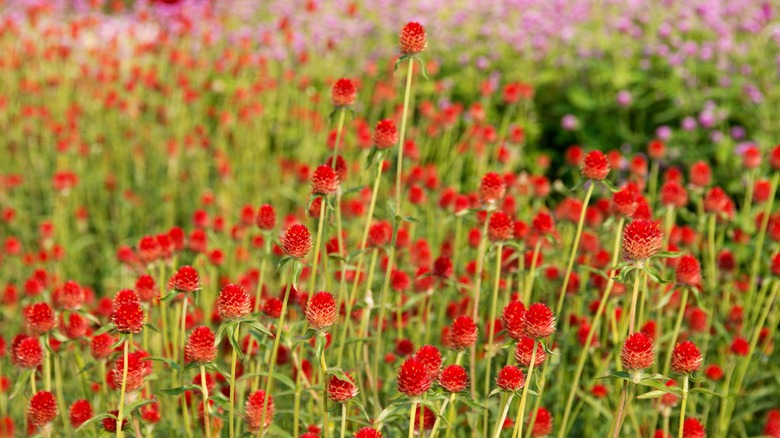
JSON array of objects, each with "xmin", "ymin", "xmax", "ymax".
[
  {"xmin": 260, "ymin": 277, "xmax": 295, "ymax": 432},
  {"xmin": 308, "ymin": 198, "xmax": 327, "ymax": 295},
  {"xmin": 408, "ymin": 401, "xmax": 418, "ymax": 438},
  {"xmin": 677, "ymin": 376, "xmax": 689, "ymax": 438},
  {"xmin": 200, "ymin": 365, "xmax": 212, "ymax": 438},
  {"xmin": 513, "ymin": 339, "xmax": 538, "ymax": 438},
  {"xmin": 117, "ymin": 339, "xmax": 129, "ymax": 438},
  {"xmin": 229, "ymin": 322, "xmax": 241, "ymax": 438},
  {"xmin": 482, "ymin": 243, "xmax": 503, "ymax": 433},
  {"xmin": 556, "ymin": 182, "xmax": 594, "ymax": 316}
]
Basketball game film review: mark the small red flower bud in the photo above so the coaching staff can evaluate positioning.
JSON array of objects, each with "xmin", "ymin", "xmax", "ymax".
[
  {"xmin": 447, "ymin": 316, "xmax": 478, "ymax": 350},
  {"xmin": 256, "ymin": 204, "xmax": 277, "ymax": 231},
  {"xmin": 331, "ymin": 78, "xmax": 356, "ymax": 107},
  {"xmin": 675, "ymin": 255, "xmax": 701, "ymax": 286},
  {"xmin": 52, "ymin": 280, "xmax": 85, "ymax": 310},
  {"xmin": 496, "ymin": 365, "xmax": 525, "ymax": 391},
  {"xmin": 438, "ymin": 364, "xmax": 469, "ymax": 393},
  {"xmin": 622, "ymin": 220, "xmax": 663, "ymax": 261},
  {"xmin": 217, "ymin": 284, "xmax": 251, "ymax": 320},
  {"xmin": 488, "ymin": 211, "xmax": 514, "ymax": 242},
  {"xmin": 581, "ymin": 150, "xmax": 610, "ymax": 180},
  {"xmin": 521, "ymin": 303, "xmax": 556, "ymax": 339},
  {"xmin": 311, "ymin": 165, "xmax": 340, "ymax": 195},
  {"xmin": 281, "ymin": 224, "xmax": 312, "ymax": 258},
  {"xmin": 24, "ymin": 302, "xmax": 56, "ymax": 335},
  {"xmin": 169, "ymin": 265, "xmax": 200, "ymax": 292},
  {"xmin": 479, "ymin": 172, "xmax": 506, "ymax": 205},
  {"xmin": 671, "ymin": 341, "xmax": 703, "ymax": 374},
  {"xmin": 502, "ymin": 301, "xmax": 526, "ymax": 340},
  {"xmin": 306, "ymin": 291, "xmax": 337, "ymax": 331},
  {"xmin": 399, "ymin": 22, "xmax": 427, "ymax": 55},
  {"xmin": 68, "ymin": 399, "xmax": 93, "ymax": 428},
  {"xmin": 374, "ymin": 119, "xmax": 398, "ymax": 150},
  {"xmin": 185, "ymin": 326, "xmax": 217, "ymax": 364}
]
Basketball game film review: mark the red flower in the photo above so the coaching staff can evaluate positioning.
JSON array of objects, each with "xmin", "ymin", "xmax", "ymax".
[
  {"xmin": 327, "ymin": 373, "xmax": 358, "ymax": 402},
  {"xmin": 374, "ymin": 119, "xmax": 398, "ymax": 150},
  {"xmin": 447, "ymin": 316, "xmax": 478, "ymax": 350},
  {"xmin": 355, "ymin": 427, "xmax": 382, "ymax": 438},
  {"xmin": 581, "ymin": 150, "xmax": 610, "ymax": 180},
  {"xmin": 169, "ymin": 266, "xmax": 200, "ymax": 292},
  {"xmin": 24, "ymin": 302, "xmax": 56, "ymax": 335},
  {"xmin": 399, "ymin": 22, "xmax": 427, "ymax": 55},
  {"xmin": 331, "ymin": 78, "xmax": 356, "ymax": 107},
  {"xmin": 245, "ymin": 390, "xmax": 274, "ymax": 432},
  {"xmin": 729, "ymin": 336, "xmax": 749, "ymax": 356},
  {"xmin": 703, "ymin": 187, "xmax": 729, "ymax": 215},
  {"xmin": 415, "ymin": 345, "xmax": 442, "ymax": 380},
  {"xmin": 368, "ymin": 221, "xmax": 392, "ymax": 247},
  {"xmin": 112, "ymin": 351, "xmax": 152, "ymax": 392},
  {"xmin": 529, "ymin": 407, "xmax": 554, "ymax": 437},
  {"xmin": 281, "ymin": 224, "xmax": 312, "ymax": 258},
  {"xmin": 413, "ymin": 405, "xmax": 436, "ymax": 431},
  {"xmin": 438, "ymin": 364, "xmax": 469, "ymax": 393},
  {"xmin": 217, "ymin": 284, "xmax": 251, "ymax": 320},
  {"xmin": 488, "ymin": 211, "xmax": 514, "ymax": 242},
  {"xmin": 263, "ymin": 297, "xmax": 283, "ymax": 318},
  {"xmin": 689, "ymin": 161, "xmax": 711, "ymax": 187},
  {"xmin": 28, "ymin": 391, "xmax": 57, "ymax": 427},
  {"xmin": 306, "ymin": 291, "xmax": 337, "ymax": 331},
  {"xmin": 531, "ymin": 212, "xmax": 555, "ymax": 235},
  {"xmin": 186, "ymin": 326, "xmax": 217, "ymax": 364},
  {"xmin": 90, "ymin": 333, "xmax": 115, "ymax": 360},
  {"xmin": 111, "ymin": 301, "xmax": 145, "ymax": 334},
  {"xmin": 135, "ymin": 275, "xmax": 157, "ymax": 302},
  {"xmin": 113, "ymin": 289, "xmax": 140, "ymax": 309},
  {"xmin": 496, "ymin": 365, "xmax": 525, "ymax": 391},
  {"xmin": 671, "ymin": 341, "xmax": 703, "ymax": 374},
  {"xmin": 397, "ymin": 356, "xmax": 432, "ymax": 397},
  {"xmin": 12, "ymin": 334, "xmax": 43, "ymax": 369},
  {"xmin": 102, "ymin": 410, "xmax": 127, "ymax": 432},
  {"xmin": 256, "ymin": 204, "xmax": 276, "ymax": 231},
  {"xmin": 612, "ymin": 187, "xmax": 638, "ymax": 217},
  {"xmin": 502, "ymin": 301, "xmax": 526, "ymax": 340},
  {"xmin": 675, "ymin": 255, "xmax": 701, "ymax": 286},
  {"xmin": 432, "ymin": 256, "xmax": 453, "ymax": 279},
  {"xmin": 68, "ymin": 399, "xmax": 93, "ymax": 428},
  {"xmin": 660, "ymin": 181, "xmax": 688, "ymax": 208},
  {"xmin": 621, "ymin": 332, "xmax": 654, "ymax": 371},
  {"xmin": 311, "ymin": 165, "xmax": 340, "ymax": 195},
  {"xmin": 479, "ymin": 172, "xmax": 506, "ymax": 205},
  {"xmin": 770, "ymin": 145, "xmax": 780, "ymax": 170},
  {"xmin": 682, "ymin": 418, "xmax": 706, "ymax": 438},
  {"xmin": 622, "ymin": 220, "xmax": 663, "ymax": 261},
  {"xmin": 515, "ymin": 336, "xmax": 546, "ymax": 367},
  {"xmin": 648, "ymin": 139, "xmax": 666, "ymax": 160},
  {"xmin": 326, "ymin": 155, "xmax": 348, "ymax": 182},
  {"xmin": 521, "ymin": 303, "xmax": 556, "ymax": 339},
  {"xmin": 705, "ymin": 364, "xmax": 724, "ymax": 381},
  {"xmin": 0, "ymin": 416, "xmax": 13, "ymax": 436},
  {"xmin": 60, "ymin": 313, "xmax": 88, "ymax": 339},
  {"xmin": 52, "ymin": 280, "xmax": 85, "ymax": 310}
]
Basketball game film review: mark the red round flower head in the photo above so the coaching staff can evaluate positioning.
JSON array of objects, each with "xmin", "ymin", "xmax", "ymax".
[
  {"xmin": 256, "ymin": 204, "xmax": 277, "ymax": 231},
  {"xmin": 311, "ymin": 165, "xmax": 340, "ymax": 195},
  {"xmin": 521, "ymin": 303, "xmax": 556, "ymax": 339},
  {"xmin": 331, "ymin": 78, "xmax": 356, "ymax": 107},
  {"xmin": 432, "ymin": 256, "xmax": 453, "ymax": 279},
  {"xmin": 102, "ymin": 410, "xmax": 127, "ymax": 432},
  {"xmin": 502, "ymin": 300, "xmax": 526, "ymax": 340},
  {"xmin": 245, "ymin": 390, "xmax": 274, "ymax": 432},
  {"xmin": 488, "ymin": 211, "xmax": 514, "ymax": 242},
  {"xmin": 113, "ymin": 289, "xmax": 140, "ymax": 310},
  {"xmin": 185, "ymin": 326, "xmax": 217, "ymax": 364},
  {"xmin": 169, "ymin": 265, "xmax": 200, "ymax": 292},
  {"xmin": 355, "ymin": 427, "xmax": 382, "ymax": 438},
  {"xmin": 68, "ymin": 399, "xmax": 93, "ymax": 428},
  {"xmin": 689, "ymin": 161, "xmax": 711, "ymax": 188},
  {"xmin": 217, "ymin": 283, "xmax": 251, "ymax": 320},
  {"xmin": 529, "ymin": 407, "xmax": 554, "ymax": 437},
  {"xmin": 479, "ymin": 172, "xmax": 506, "ymax": 205},
  {"xmin": 671, "ymin": 341, "xmax": 703, "ymax": 374},
  {"xmin": 90, "ymin": 333, "xmax": 115, "ymax": 359},
  {"xmin": 622, "ymin": 220, "xmax": 663, "ymax": 262},
  {"xmin": 448, "ymin": 316, "xmax": 478, "ymax": 350},
  {"xmin": 326, "ymin": 155, "xmax": 348, "ymax": 182},
  {"xmin": 52, "ymin": 280, "xmax": 85, "ymax": 310},
  {"xmin": 676, "ymin": 255, "xmax": 701, "ymax": 286},
  {"xmin": 415, "ymin": 345, "xmax": 443, "ymax": 380},
  {"xmin": 496, "ymin": 365, "xmax": 525, "ymax": 391},
  {"xmin": 374, "ymin": 119, "xmax": 398, "ymax": 150},
  {"xmin": 660, "ymin": 181, "xmax": 688, "ymax": 208},
  {"xmin": 515, "ymin": 336, "xmax": 546, "ymax": 368},
  {"xmin": 306, "ymin": 291, "xmax": 337, "ymax": 331},
  {"xmin": 770, "ymin": 145, "xmax": 780, "ymax": 170},
  {"xmin": 111, "ymin": 301, "xmax": 145, "ymax": 334},
  {"xmin": 28, "ymin": 391, "xmax": 57, "ymax": 427},
  {"xmin": 135, "ymin": 275, "xmax": 157, "ymax": 302},
  {"xmin": 729, "ymin": 336, "xmax": 749, "ymax": 356},
  {"xmin": 648, "ymin": 139, "xmax": 666, "ymax": 160},
  {"xmin": 581, "ymin": 150, "xmax": 610, "ymax": 180},
  {"xmin": 327, "ymin": 373, "xmax": 358, "ymax": 403},
  {"xmin": 397, "ymin": 356, "xmax": 433, "ymax": 397},
  {"xmin": 621, "ymin": 332, "xmax": 654, "ymax": 372},
  {"xmin": 399, "ymin": 22, "xmax": 427, "ymax": 55},
  {"xmin": 682, "ymin": 418, "xmax": 706, "ymax": 438},
  {"xmin": 112, "ymin": 350, "xmax": 152, "ymax": 392},
  {"xmin": 439, "ymin": 364, "xmax": 469, "ymax": 393},
  {"xmin": 531, "ymin": 212, "xmax": 555, "ymax": 235},
  {"xmin": 368, "ymin": 221, "xmax": 392, "ymax": 247},
  {"xmin": 612, "ymin": 187, "xmax": 638, "ymax": 217},
  {"xmin": 281, "ymin": 224, "xmax": 313, "ymax": 258},
  {"xmin": 12, "ymin": 335, "xmax": 43, "ymax": 369},
  {"xmin": 24, "ymin": 302, "xmax": 56, "ymax": 335}
]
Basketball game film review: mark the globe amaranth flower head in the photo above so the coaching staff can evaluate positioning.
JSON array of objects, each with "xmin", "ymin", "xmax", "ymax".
[
  {"xmin": 185, "ymin": 326, "xmax": 217, "ymax": 364},
  {"xmin": 488, "ymin": 211, "xmax": 514, "ymax": 242},
  {"xmin": 622, "ymin": 219, "xmax": 663, "ymax": 262},
  {"xmin": 521, "ymin": 303, "xmax": 557, "ymax": 339},
  {"xmin": 671, "ymin": 340, "xmax": 703, "ymax": 375},
  {"xmin": 245, "ymin": 390, "xmax": 274, "ymax": 433},
  {"xmin": 479, "ymin": 172, "xmax": 506, "ymax": 205},
  {"xmin": 169, "ymin": 265, "xmax": 200, "ymax": 292},
  {"xmin": 111, "ymin": 301, "xmax": 145, "ymax": 334},
  {"xmin": 400, "ymin": 22, "xmax": 427, "ymax": 55},
  {"xmin": 310, "ymin": 164, "xmax": 340, "ymax": 195},
  {"xmin": 331, "ymin": 78, "xmax": 357, "ymax": 107},
  {"xmin": 28, "ymin": 391, "xmax": 58, "ymax": 428},
  {"xmin": 581, "ymin": 150, "xmax": 610, "ymax": 180},
  {"xmin": 438, "ymin": 364, "xmax": 469, "ymax": 393},
  {"xmin": 326, "ymin": 373, "xmax": 358, "ymax": 403},
  {"xmin": 447, "ymin": 315, "xmax": 478, "ymax": 350},
  {"xmin": 281, "ymin": 224, "xmax": 313, "ymax": 259},
  {"xmin": 305, "ymin": 291, "xmax": 337, "ymax": 331},
  {"xmin": 374, "ymin": 119, "xmax": 398, "ymax": 150},
  {"xmin": 397, "ymin": 356, "xmax": 432, "ymax": 397},
  {"xmin": 217, "ymin": 283, "xmax": 251, "ymax": 320},
  {"xmin": 256, "ymin": 204, "xmax": 276, "ymax": 231},
  {"xmin": 621, "ymin": 332, "xmax": 654, "ymax": 381},
  {"xmin": 496, "ymin": 365, "xmax": 525, "ymax": 391}
]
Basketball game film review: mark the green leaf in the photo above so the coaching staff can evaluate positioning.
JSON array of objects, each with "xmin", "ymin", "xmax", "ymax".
[
  {"xmin": 689, "ymin": 387, "xmax": 722, "ymax": 397},
  {"xmin": 488, "ymin": 388, "xmax": 503, "ymax": 398},
  {"xmin": 75, "ymin": 413, "xmax": 116, "ymax": 433},
  {"xmin": 296, "ymin": 328, "xmax": 318, "ymax": 342},
  {"xmin": 417, "ymin": 398, "xmax": 440, "ymax": 416},
  {"xmin": 275, "ymin": 256, "xmax": 293, "ymax": 276},
  {"xmin": 122, "ymin": 398, "xmax": 156, "ymax": 418},
  {"xmin": 241, "ymin": 319, "xmax": 274, "ymax": 338},
  {"xmin": 327, "ymin": 368, "xmax": 352, "ymax": 383},
  {"xmin": 352, "ymin": 398, "xmax": 370, "ymax": 421},
  {"xmin": 227, "ymin": 323, "xmax": 245, "ymax": 360},
  {"xmin": 459, "ymin": 393, "xmax": 486, "ymax": 411},
  {"xmin": 402, "ymin": 216, "xmax": 420, "ymax": 223},
  {"xmin": 209, "ymin": 393, "xmax": 231, "ymax": 411},
  {"xmin": 290, "ymin": 260, "xmax": 304, "ymax": 286},
  {"xmin": 637, "ymin": 378, "xmax": 682, "ymax": 397},
  {"xmin": 375, "ymin": 403, "xmax": 399, "ymax": 426},
  {"xmin": 248, "ymin": 371, "xmax": 296, "ymax": 390},
  {"xmin": 643, "ymin": 265, "xmax": 672, "ymax": 284},
  {"xmin": 109, "ymin": 333, "xmax": 129, "ymax": 350},
  {"xmin": 600, "ymin": 179, "xmax": 621, "ymax": 193},
  {"xmin": 76, "ymin": 362, "xmax": 96, "ymax": 376},
  {"xmin": 143, "ymin": 356, "xmax": 182, "ymax": 372},
  {"xmin": 365, "ymin": 147, "xmax": 380, "ymax": 170},
  {"xmin": 144, "ymin": 323, "xmax": 160, "ymax": 334},
  {"xmin": 8, "ymin": 370, "xmax": 33, "ymax": 401},
  {"xmin": 636, "ymin": 390, "xmax": 667, "ymax": 400},
  {"xmin": 595, "ymin": 371, "xmax": 633, "ymax": 382},
  {"xmin": 415, "ymin": 57, "xmax": 430, "ymax": 80},
  {"xmin": 159, "ymin": 385, "xmax": 201, "ymax": 396},
  {"xmin": 653, "ymin": 251, "xmax": 682, "ymax": 259},
  {"xmin": 314, "ymin": 333, "xmax": 326, "ymax": 365},
  {"xmin": 160, "ymin": 290, "xmax": 179, "ymax": 302}
]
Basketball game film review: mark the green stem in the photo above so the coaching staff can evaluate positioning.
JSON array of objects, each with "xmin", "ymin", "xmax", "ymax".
[
  {"xmin": 229, "ymin": 322, "xmax": 241, "ymax": 438},
  {"xmin": 408, "ymin": 401, "xmax": 418, "ymax": 438},
  {"xmin": 627, "ymin": 268, "xmax": 644, "ymax": 335},
  {"xmin": 308, "ymin": 197, "xmax": 328, "ymax": 295},
  {"xmin": 340, "ymin": 402, "xmax": 347, "ymax": 438},
  {"xmin": 429, "ymin": 393, "xmax": 454, "ymax": 438},
  {"xmin": 200, "ymin": 365, "xmax": 212, "ymax": 438},
  {"xmin": 556, "ymin": 182, "xmax": 594, "ymax": 317},
  {"xmin": 117, "ymin": 339, "xmax": 129, "ymax": 438},
  {"xmin": 677, "ymin": 376, "xmax": 689, "ymax": 438},
  {"xmin": 513, "ymin": 339, "xmax": 538, "ymax": 438},
  {"xmin": 663, "ymin": 288, "xmax": 689, "ymax": 375},
  {"xmin": 482, "ymin": 243, "xmax": 503, "ymax": 433},
  {"xmin": 493, "ymin": 393, "xmax": 515, "ymax": 438}
]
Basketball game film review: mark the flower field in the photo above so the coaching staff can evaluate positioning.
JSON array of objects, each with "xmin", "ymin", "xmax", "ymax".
[{"xmin": 1, "ymin": 0, "xmax": 780, "ymax": 437}]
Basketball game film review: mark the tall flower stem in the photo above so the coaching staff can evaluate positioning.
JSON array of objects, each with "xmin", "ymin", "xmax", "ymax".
[
  {"xmin": 493, "ymin": 394, "xmax": 515, "ymax": 438},
  {"xmin": 229, "ymin": 322, "xmax": 241, "ymax": 438},
  {"xmin": 627, "ymin": 268, "xmax": 644, "ymax": 335},
  {"xmin": 179, "ymin": 297, "xmax": 192, "ymax": 437},
  {"xmin": 117, "ymin": 338, "xmax": 130, "ymax": 438},
  {"xmin": 746, "ymin": 172, "xmax": 778, "ymax": 321},
  {"xmin": 662, "ymin": 288, "xmax": 689, "ymax": 375},
  {"xmin": 512, "ymin": 339, "xmax": 538, "ymax": 438},
  {"xmin": 523, "ymin": 241, "xmax": 542, "ymax": 304},
  {"xmin": 555, "ymin": 182, "xmax": 594, "ymax": 317},
  {"xmin": 340, "ymin": 402, "xmax": 348, "ymax": 438},
  {"xmin": 249, "ymin": 238, "xmax": 271, "ymax": 388},
  {"xmin": 482, "ymin": 243, "xmax": 503, "ymax": 433},
  {"xmin": 309, "ymin": 198, "xmax": 328, "ymax": 295},
  {"xmin": 408, "ymin": 400, "xmax": 418, "ymax": 438},
  {"xmin": 613, "ymin": 268, "xmax": 645, "ymax": 436},
  {"xmin": 469, "ymin": 213, "xmax": 491, "ymax": 404},
  {"xmin": 677, "ymin": 375, "xmax": 689, "ymax": 438},
  {"xmin": 200, "ymin": 365, "xmax": 212, "ymax": 438}
]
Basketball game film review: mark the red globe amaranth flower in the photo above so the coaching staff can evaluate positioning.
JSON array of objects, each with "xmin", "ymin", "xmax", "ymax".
[
  {"xmin": 671, "ymin": 341, "xmax": 703, "ymax": 374},
  {"xmin": 331, "ymin": 78, "xmax": 356, "ymax": 107},
  {"xmin": 281, "ymin": 224, "xmax": 312, "ymax": 258},
  {"xmin": 681, "ymin": 418, "xmax": 706, "ymax": 438},
  {"xmin": 111, "ymin": 301, "xmax": 145, "ymax": 334},
  {"xmin": 102, "ymin": 410, "xmax": 127, "ymax": 432},
  {"xmin": 397, "ymin": 356, "xmax": 432, "ymax": 397},
  {"xmin": 676, "ymin": 255, "xmax": 701, "ymax": 286},
  {"xmin": 186, "ymin": 326, "xmax": 217, "ymax": 364},
  {"xmin": 306, "ymin": 291, "xmax": 337, "ymax": 331},
  {"xmin": 24, "ymin": 302, "xmax": 56, "ymax": 335},
  {"xmin": 28, "ymin": 391, "xmax": 57, "ymax": 427},
  {"xmin": 374, "ymin": 119, "xmax": 398, "ymax": 150},
  {"xmin": 689, "ymin": 161, "xmax": 711, "ymax": 187},
  {"xmin": 113, "ymin": 289, "xmax": 139, "ymax": 309},
  {"xmin": 326, "ymin": 155, "xmax": 348, "ymax": 182},
  {"xmin": 432, "ymin": 257, "xmax": 453, "ymax": 279},
  {"xmin": 531, "ymin": 212, "xmax": 555, "ymax": 235},
  {"xmin": 502, "ymin": 301, "xmax": 526, "ymax": 340},
  {"xmin": 613, "ymin": 187, "xmax": 638, "ymax": 217},
  {"xmin": 621, "ymin": 332, "xmax": 654, "ymax": 372},
  {"xmin": 521, "ymin": 303, "xmax": 556, "ymax": 339},
  {"xmin": 90, "ymin": 333, "xmax": 115, "ymax": 359},
  {"xmin": 479, "ymin": 172, "xmax": 506, "ymax": 205},
  {"xmin": 770, "ymin": 145, "xmax": 780, "ymax": 170},
  {"xmin": 256, "ymin": 204, "xmax": 277, "ymax": 231},
  {"xmin": 448, "ymin": 316, "xmax": 478, "ymax": 349},
  {"xmin": 0, "ymin": 416, "xmax": 13, "ymax": 437},
  {"xmin": 529, "ymin": 407, "xmax": 554, "ymax": 437},
  {"xmin": 245, "ymin": 390, "xmax": 274, "ymax": 432},
  {"xmin": 622, "ymin": 220, "xmax": 663, "ymax": 262},
  {"xmin": 439, "ymin": 364, "xmax": 469, "ymax": 393},
  {"xmin": 326, "ymin": 374, "xmax": 358, "ymax": 402},
  {"xmin": 112, "ymin": 351, "xmax": 152, "ymax": 392},
  {"xmin": 399, "ymin": 22, "xmax": 427, "ymax": 55},
  {"xmin": 496, "ymin": 365, "xmax": 525, "ymax": 391},
  {"xmin": 764, "ymin": 410, "xmax": 780, "ymax": 437},
  {"xmin": 729, "ymin": 336, "xmax": 749, "ymax": 356},
  {"xmin": 135, "ymin": 275, "xmax": 157, "ymax": 302},
  {"xmin": 581, "ymin": 151, "xmax": 610, "ymax": 180},
  {"xmin": 311, "ymin": 165, "xmax": 340, "ymax": 195},
  {"xmin": 660, "ymin": 181, "xmax": 688, "ymax": 208},
  {"xmin": 488, "ymin": 211, "xmax": 513, "ymax": 242},
  {"xmin": 60, "ymin": 313, "xmax": 88, "ymax": 339},
  {"xmin": 415, "ymin": 345, "xmax": 443, "ymax": 380},
  {"xmin": 169, "ymin": 266, "xmax": 200, "ymax": 292},
  {"xmin": 705, "ymin": 364, "xmax": 724, "ymax": 381},
  {"xmin": 515, "ymin": 336, "xmax": 546, "ymax": 367},
  {"xmin": 217, "ymin": 283, "xmax": 251, "ymax": 320},
  {"xmin": 12, "ymin": 335, "xmax": 43, "ymax": 369},
  {"xmin": 355, "ymin": 427, "xmax": 382, "ymax": 438},
  {"xmin": 68, "ymin": 399, "xmax": 93, "ymax": 428},
  {"xmin": 413, "ymin": 405, "xmax": 436, "ymax": 431},
  {"xmin": 53, "ymin": 280, "xmax": 85, "ymax": 310},
  {"xmin": 648, "ymin": 139, "xmax": 666, "ymax": 160}
]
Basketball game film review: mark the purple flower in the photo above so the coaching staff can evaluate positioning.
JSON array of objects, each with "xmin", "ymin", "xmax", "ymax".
[
  {"xmin": 681, "ymin": 117, "xmax": 697, "ymax": 131},
  {"xmin": 616, "ymin": 90, "xmax": 632, "ymax": 107},
  {"xmin": 561, "ymin": 115, "xmax": 579, "ymax": 131},
  {"xmin": 656, "ymin": 125, "xmax": 672, "ymax": 141}
]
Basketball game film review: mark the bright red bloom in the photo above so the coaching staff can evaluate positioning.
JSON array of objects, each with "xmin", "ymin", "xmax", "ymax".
[
  {"xmin": 281, "ymin": 224, "xmax": 312, "ymax": 258},
  {"xmin": 399, "ymin": 22, "xmax": 427, "ymax": 55},
  {"xmin": 612, "ymin": 187, "xmax": 638, "ymax": 217},
  {"xmin": 439, "ymin": 364, "xmax": 469, "ymax": 393},
  {"xmin": 448, "ymin": 316, "xmax": 478, "ymax": 350},
  {"xmin": 263, "ymin": 297, "xmax": 283, "ymax": 318},
  {"xmin": 621, "ymin": 332, "xmax": 654, "ymax": 371},
  {"xmin": 12, "ymin": 335, "xmax": 43, "ymax": 369},
  {"xmin": 306, "ymin": 291, "xmax": 337, "ymax": 330},
  {"xmin": 169, "ymin": 266, "xmax": 200, "ymax": 292},
  {"xmin": 676, "ymin": 255, "xmax": 701, "ymax": 286},
  {"xmin": 479, "ymin": 172, "xmax": 506, "ymax": 205},
  {"xmin": 531, "ymin": 212, "xmax": 555, "ymax": 235},
  {"xmin": 327, "ymin": 373, "xmax": 358, "ymax": 402},
  {"xmin": 331, "ymin": 78, "xmax": 356, "ymax": 107},
  {"xmin": 311, "ymin": 165, "xmax": 340, "ymax": 195},
  {"xmin": 502, "ymin": 301, "xmax": 526, "ymax": 340},
  {"xmin": 432, "ymin": 256, "xmax": 453, "ymax": 279},
  {"xmin": 113, "ymin": 289, "xmax": 140, "ymax": 309},
  {"xmin": 186, "ymin": 326, "xmax": 217, "ymax": 364},
  {"xmin": 671, "ymin": 341, "xmax": 703, "ymax": 374},
  {"xmin": 0, "ymin": 416, "xmax": 13, "ymax": 436},
  {"xmin": 256, "ymin": 204, "xmax": 277, "ymax": 231},
  {"xmin": 28, "ymin": 391, "xmax": 57, "ymax": 427},
  {"xmin": 648, "ymin": 139, "xmax": 666, "ymax": 159},
  {"xmin": 355, "ymin": 427, "xmax": 382, "ymax": 438},
  {"xmin": 488, "ymin": 211, "xmax": 514, "ymax": 242},
  {"xmin": 102, "ymin": 410, "xmax": 127, "ymax": 432},
  {"xmin": 529, "ymin": 407, "xmax": 554, "ymax": 437},
  {"xmin": 60, "ymin": 313, "xmax": 88, "ymax": 339},
  {"xmin": 368, "ymin": 221, "xmax": 392, "ymax": 247},
  {"xmin": 515, "ymin": 336, "xmax": 546, "ymax": 367},
  {"xmin": 135, "ymin": 275, "xmax": 157, "ymax": 302},
  {"xmin": 245, "ymin": 390, "xmax": 274, "ymax": 432},
  {"xmin": 622, "ymin": 220, "xmax": 663, "ymax": 261},
  {"xmin": 68, "ymin": 399, "xmax": 93, "ymax": 428},
  {"xmin": 112, "ymin": 350, "xmax": 152, "ymax": 392},
  {"xmin": 52, "ymin": 280, "xmax": 85, "ymax": 310},
  {"xmin": 660, "ymin": 181, "xmax": 688, "ymax": 208},
  {"xmin": 705, "ymin": 364, "xmax": 724, "ymax": 381},
  {"xmin": 770, "ymin": 145, "xmax": 780, "ymax": 170},
  {"xmin": 24, "ymin": 302, "xmax": 56, "ymax": 335},
  {"xmin": 413, "ymin": 405, "xmax": 436, "ymax": 431},
  {"xmin": 521, "ymin": 303, "xmax": 556, "ymax": 339},
  {"xmin": 681, "ymin": 418, "xmax": 706, "ymax": 438},
  {"xmin": 415, "ymin": 345, "xmax": 443, "ymax": 380},
  {"xmin": 111, "ymin": 301, "xmax": 145, "ymax": 334},
  {"xmin": 217, "ymin": 283, "xmax": 251, "ymax": 320},
  {"xmin": 742, "ymin": 144, "xmax": 762, "ymax": 169},
  {"xmin": 397, "ymin": 356, "xmax": 432, "ymax": 397},
  {"xmin": 703, "ymin": 187, "xmax": 729, "ymax": 215},
  {"xmin": 90, "ymin": 333, "xmax": 115, "ymax": 359},
  {"xmin": 689, "ymin": 161, "xmax": 711, "ymax": 187},
  {"xmin": 374, "ymin": 119, "xmax": 398, "ymax": 150},
  {"xmin": 729, "ymin": 336, "xmax": 749, "ymax": 356},
  {"xmin": 496, "ymin": 365, "xmax": 525, "ymax": 391},
  {"xmin": 581, "ymin": 150, "xmax": 610, "ymax": 180}
]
